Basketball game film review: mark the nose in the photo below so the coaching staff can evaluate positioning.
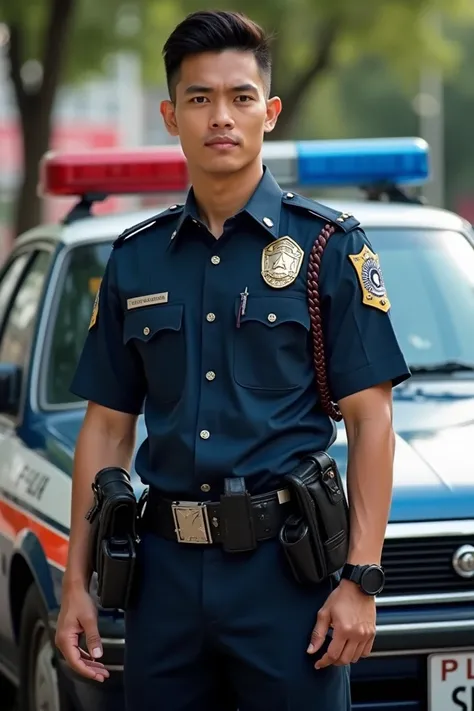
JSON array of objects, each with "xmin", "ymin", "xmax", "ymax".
[{"xmin": 209, "ymin": 100, "xmax": 235, "ymax": 130}]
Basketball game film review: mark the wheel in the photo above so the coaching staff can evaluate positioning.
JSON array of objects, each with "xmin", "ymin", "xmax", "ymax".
[{"xmin": 18, "ymin": 584, "xmax": 75, "ymax": 711}]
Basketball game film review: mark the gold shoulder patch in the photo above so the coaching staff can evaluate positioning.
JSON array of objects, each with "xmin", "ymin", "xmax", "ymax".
[
  {"xmin": 89, "ymin": 288, "xmax": 100, "ymax": 329},
  {"xmin": 261, "ymin": 236, "xmax": 304, "ymax": 289},
  {"xmin": 348, "ymin": 246, "xmax": 391, "ymax": 313}
]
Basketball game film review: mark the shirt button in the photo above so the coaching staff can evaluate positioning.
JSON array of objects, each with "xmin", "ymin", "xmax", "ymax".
[
  {"xmin": 143, "ymin": 326, "xmax": 151, "ymax": 335},
  {"xmin": 211, "ymin": 255, "xmax": 220, "ymax": 265},
  {"xmin": 200, "ymin": 430, "xmax": 210, "ymax": 440},
  {"xmin": 206, "ymin": 313, "xmax": 216, "ymax": 322},
  {"xmin": 200, "ymin": 483, "xmax": 211, "ymax": 493},
  {"xmin": 267, "ymin": 313, "xmax": 277, "ymax": 323},
  {"xmin": 205, "ymin": 371, "xmax": 216, "ymax": 381}
]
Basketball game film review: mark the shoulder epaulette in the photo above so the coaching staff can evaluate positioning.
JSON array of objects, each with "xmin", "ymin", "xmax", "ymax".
[
  {"xmin": 281, "ymin": 192, "xmax": 360, "ymax": 233},
  {"xmin": 113, "ymin": 204, "xmax": 184, "ymax": 248}
]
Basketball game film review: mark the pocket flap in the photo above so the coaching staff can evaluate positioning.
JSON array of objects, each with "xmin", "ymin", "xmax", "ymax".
[
  {"xmin": 236, "ymin": 295, "xmax": 310, "ymax": 329},
  {"xmin": 123, "ymin": 303, "xmax": 183, "ymax": 343}
]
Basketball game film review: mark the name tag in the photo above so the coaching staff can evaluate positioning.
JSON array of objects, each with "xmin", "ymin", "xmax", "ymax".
[{"xmin": 127, "ymin": 292, "xmax": 169, "ymax": 310}]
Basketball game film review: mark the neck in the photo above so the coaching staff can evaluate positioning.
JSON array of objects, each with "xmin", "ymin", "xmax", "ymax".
[{"xmin": 189, "ymin": 157, "xmax": 264, "ymax": 238}]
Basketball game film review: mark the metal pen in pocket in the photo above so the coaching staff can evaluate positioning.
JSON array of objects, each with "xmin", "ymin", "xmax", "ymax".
[{"xmin": 236, "ymin": 286, "xmax": 249, "ymax": 328}]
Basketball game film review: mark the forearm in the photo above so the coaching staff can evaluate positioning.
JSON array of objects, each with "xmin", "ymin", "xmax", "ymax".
[
  {"xmin": 345, "ymin": 418, "xmax": 395, "ymax": 565},
  {"xmin": 64, "ymin": 410, "xmax": 136, "ymax": 591}
]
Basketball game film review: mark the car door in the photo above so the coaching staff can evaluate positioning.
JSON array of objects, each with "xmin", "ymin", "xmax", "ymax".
[{"xmin": 0, "ymin": 245, "xmax": 54, "ymax": 663}]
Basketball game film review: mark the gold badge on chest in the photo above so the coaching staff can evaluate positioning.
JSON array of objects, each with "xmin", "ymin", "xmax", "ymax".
[{"xmin": 261, "ymin": 236, "xmax": 304, "ymax": 289}]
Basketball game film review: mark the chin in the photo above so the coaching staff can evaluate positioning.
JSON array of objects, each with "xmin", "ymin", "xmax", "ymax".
[{"xmin": 203, "ymin": 153, "xmax": 253, "ymax": 175}]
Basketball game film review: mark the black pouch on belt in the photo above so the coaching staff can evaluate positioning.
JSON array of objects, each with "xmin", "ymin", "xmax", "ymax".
[
  {"xmin": 85, "ymin": 466, "xmax": 139, "ymax": 610},
  {"xmin": 279, "ymin": 451, "xmax": 349, "ymax": 585},
  {"xmin": 220, "ymin": 477, "xmax": 257, "ymax": 553}
]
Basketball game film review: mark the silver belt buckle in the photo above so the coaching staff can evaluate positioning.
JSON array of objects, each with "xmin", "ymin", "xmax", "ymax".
[{"xmin": 171, "ymin": 501, "xmax": 212, "ymax": 544}]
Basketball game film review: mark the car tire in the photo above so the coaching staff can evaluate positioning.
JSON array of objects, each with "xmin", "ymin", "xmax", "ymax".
[{"xmin": 18, "ymin": 584, "xmax": 76, "ymax": 711}]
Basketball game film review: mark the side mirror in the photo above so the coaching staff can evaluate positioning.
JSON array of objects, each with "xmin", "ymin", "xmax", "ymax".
[{"xmin": 0, "ymin": 363, "xmax": 22, "ymax": 415}]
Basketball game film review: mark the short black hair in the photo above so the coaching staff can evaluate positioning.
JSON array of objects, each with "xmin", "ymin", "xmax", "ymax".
[{"xmin": 162, "ymin": 10, "xmax": 272, "ymax": 100}]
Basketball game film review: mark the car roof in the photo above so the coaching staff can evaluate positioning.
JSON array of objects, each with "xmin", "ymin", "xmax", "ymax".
[{"xmin": 14, "ymin": 195, "xmax": 473, "ymax": 249}]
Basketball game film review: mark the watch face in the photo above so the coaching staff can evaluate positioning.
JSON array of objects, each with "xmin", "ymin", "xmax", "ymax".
[{"xmin": 361, "ymin": 566, "xmax": 385, "ymax": 595}]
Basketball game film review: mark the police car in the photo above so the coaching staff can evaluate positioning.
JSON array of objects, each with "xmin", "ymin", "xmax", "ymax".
[{"xmin": 0, "ymin": 138, "xmax": 473, "ymax": 711}]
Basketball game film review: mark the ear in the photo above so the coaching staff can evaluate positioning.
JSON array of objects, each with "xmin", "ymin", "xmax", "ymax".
[
  {"xmin": 264, "ymin": 96, "xmax": 282, "ymax": 134},
  {"xmin": 160, "ymin": 100, "xmax": 179, "ymax": 137}
]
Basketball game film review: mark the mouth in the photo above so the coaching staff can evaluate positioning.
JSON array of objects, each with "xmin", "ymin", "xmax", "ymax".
[{"xmin": 205, "ymin": 137, "xmax": 239, "ymax": 149}]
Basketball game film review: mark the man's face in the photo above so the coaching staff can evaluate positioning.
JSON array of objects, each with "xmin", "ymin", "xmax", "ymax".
[{"xmin": 161, "ymin": 50, "xmax": 281, "ymax": 175}]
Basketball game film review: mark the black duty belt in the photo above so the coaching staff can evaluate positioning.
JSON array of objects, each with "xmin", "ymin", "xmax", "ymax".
[{"xmin": 142, "ymin": 481, "xmax": 292, "ymax": 553}]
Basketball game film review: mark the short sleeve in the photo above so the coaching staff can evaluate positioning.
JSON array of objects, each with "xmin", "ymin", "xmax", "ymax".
[
  {"xmin": 319, "ymin": 228, "xmax": 411, "ymax": 402},
  {"xmin": 70, "ymin": 252, "xmax": 146, "ymax": 414}
]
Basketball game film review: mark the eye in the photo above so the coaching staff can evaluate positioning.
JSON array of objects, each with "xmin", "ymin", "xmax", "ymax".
[
  {"xmin": 235, "ymin": 95, "xmax": 253, "ymax": 102},
  {"xmin": 191, "ymin": 96, "xmax": 209, "ymax": 104}
]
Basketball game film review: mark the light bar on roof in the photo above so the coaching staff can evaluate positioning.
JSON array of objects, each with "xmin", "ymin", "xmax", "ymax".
[
  {"xmin": 293, "ymin": 137, "xmax": 430, "ymax": 187},
  {"xmin": 262, "ymin": 137, "xmax": 430, "ymax": 187},
  {"xmin": 39, "ymin": 146, "xmax": 189, "ymax": 197},
  {"xmin": 39, "ymin": 137, "xmax": 430, "ymax": 198}
]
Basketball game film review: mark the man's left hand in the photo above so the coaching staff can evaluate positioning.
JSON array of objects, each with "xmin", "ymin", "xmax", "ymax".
[{"xmin": 307, "ymin": 579, "xmax": 376, "ymax": 669}]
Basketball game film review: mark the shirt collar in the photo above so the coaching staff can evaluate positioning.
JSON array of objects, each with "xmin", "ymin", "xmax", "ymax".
[
  {"xmin": 168, "ymin": 166, "xmax": 283, "ymax": 248},
  {"xmin": 240, "ymin": 166, "xmax": 282, "ymax": 239}
]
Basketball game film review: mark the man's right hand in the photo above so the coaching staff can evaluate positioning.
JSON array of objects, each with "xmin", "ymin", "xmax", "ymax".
[{"xmin": 55, "ymin": 587, "xmax": 110, "ymax": 682}]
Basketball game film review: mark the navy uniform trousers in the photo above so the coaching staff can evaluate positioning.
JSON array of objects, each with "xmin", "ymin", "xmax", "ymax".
[{"xmin": 123, "ymin": 531, "xmax": 351, "ymax": 711}]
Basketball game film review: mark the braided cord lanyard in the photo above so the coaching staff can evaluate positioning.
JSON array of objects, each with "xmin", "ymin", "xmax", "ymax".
[{"xmin": 307, "ymin": 224, "xmax": 343, "ymax": 422}]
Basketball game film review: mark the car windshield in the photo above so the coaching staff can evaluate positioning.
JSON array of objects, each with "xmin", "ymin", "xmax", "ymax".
[
  {"xmin": 366, "ymin": 228, "xmax": 474, "ymax": 372},
  {"xmin": 44, "ymin": 227, "xmax": 474, "ymax": 407}
]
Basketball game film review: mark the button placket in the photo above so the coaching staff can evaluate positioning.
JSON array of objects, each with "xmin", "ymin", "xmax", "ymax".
[{"xmin": 195, "ymin": 244, "xmax": 227, "ymax": 483}]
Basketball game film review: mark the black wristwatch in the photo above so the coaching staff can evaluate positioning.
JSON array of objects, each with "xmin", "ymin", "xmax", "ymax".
[{"xmin": 340, "ymin": 563, "xmax": 385, "ymax": 596}]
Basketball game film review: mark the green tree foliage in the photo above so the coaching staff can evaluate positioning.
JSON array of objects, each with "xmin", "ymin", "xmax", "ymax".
[
  {"xmin": 143, "ymin": 0, "xmax": 474, "ymax": 137},
  {"xmin": 1, "ymin": 0, "xmax": 141, "ymax": 236},
  {"xmin": 1, "ymin": 0, "xmax": 473, "ymax": 235}
]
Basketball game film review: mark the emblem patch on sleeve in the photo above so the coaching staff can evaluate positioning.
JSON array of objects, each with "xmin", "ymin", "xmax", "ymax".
[
  {"xmin": 348, "ymin": 247, "xmax": 391, "ymax": 312},
  {"xmin": 261, "ymin": 236, "xmax": 304, "ymax": 289},
  {"xmin": 89, "ymin": 289, "xmax": 100, "ymax": 329}
]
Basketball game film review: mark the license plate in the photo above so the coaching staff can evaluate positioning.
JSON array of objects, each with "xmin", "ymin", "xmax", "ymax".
[{"xmin": 428, "ymin": 652, "xmax": 474, "ymax": 711}]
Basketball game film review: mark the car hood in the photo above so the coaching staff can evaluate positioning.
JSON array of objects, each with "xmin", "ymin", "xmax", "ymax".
[
  {"xmin": 44, "ymin": 378, "xmax": 474, "ymax": 523},
  {"xmin": 330, "ymin": 377, "xmax": 474, "ymax": 522}
]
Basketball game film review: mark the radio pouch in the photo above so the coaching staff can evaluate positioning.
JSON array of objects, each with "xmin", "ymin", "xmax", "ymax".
[
  {"xmin": 279, "ymin": 451, "xmax": 349, "ymax": 585},
  {"xmin": 86, "ymin": 466, "xmax": 138, "ymax": 610}
]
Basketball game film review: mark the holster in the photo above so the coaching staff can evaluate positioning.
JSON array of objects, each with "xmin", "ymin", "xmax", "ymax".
[
  {"xmin": 279, "ymin": 451, "xmax": 349, "ymax": 585},
  {"xmin": 86, "ymin": 467, "xmax": 139, "ymax": 610}
]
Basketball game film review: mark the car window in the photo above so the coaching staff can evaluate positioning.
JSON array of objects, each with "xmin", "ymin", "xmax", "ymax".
[
  {"xmin": 0, "ymin": 253, "xmax": 30, "ymax": 325},
  {"xmin": 366, "ymin": 229, "xmax": 474, "ymax": 368},
  {"xmin": 0, "ymin": 251, "xmax": 52, "ymax": 370},
  {"xmin": 45, "ymin": 241, "xmax": 112, "ymax": 405}
]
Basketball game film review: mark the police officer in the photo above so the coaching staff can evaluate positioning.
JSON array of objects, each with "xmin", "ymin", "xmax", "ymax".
[{"xmin": 55, "ymin": 9, "xmax": 410, "ymax": 711}]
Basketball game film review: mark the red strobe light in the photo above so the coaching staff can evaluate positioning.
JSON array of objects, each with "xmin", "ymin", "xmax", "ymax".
[{"xmin": 39, "ymin": 147, "xmax": 189, "ymax": 197}]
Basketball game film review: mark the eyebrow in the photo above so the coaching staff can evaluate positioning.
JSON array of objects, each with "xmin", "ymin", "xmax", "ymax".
[{"xmin": 184, "ymin": 83, "xmax": 259, "ymax": 94}]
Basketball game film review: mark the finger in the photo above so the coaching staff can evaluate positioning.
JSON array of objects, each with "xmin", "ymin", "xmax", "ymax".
[
  {"xmin": 80, "ymin": 656, "xmax": 109, "ymax": 671},
  {"xmin": 349, "ymin": 641, "xmax": 367, "ymax": 665},
  {"xmin": 60, "ymin": 637, "xmax": 108, "ymax": 681},
  {"xmin": 82, "ymin": 615, "xmax": 103, "ymax": 660},
  {"xmin": 337, "ymin": 640, "xmax": 360, "ymax": 666},
  {"xmin": 78, "ymin": 646, "xmax": 107, "ymax": 668},
  {"xmin": 360, "ymin": 635, "xmax": 375, "ymax": 659},
  {"xmin": 315, "ymin": 633, "xmax": 346, "ymax": 669},
  {"xmin": 308, "ymin": 607, "xmax": 330, "ymax": 654}
]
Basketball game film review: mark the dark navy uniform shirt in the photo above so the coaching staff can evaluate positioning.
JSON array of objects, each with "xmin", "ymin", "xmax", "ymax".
[{"xmin": 71, "ymin": 167, "xmax": 410, "ymax": 499}]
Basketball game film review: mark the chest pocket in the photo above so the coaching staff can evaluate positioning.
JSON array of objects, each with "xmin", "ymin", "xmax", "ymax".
[
  {"xmin": 233, "ymin": 295, "xmax": 311, "ymax": 391},
  {"xmin": 123, "ymin": 303, "xmax": 185, "ymax": 404}
]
